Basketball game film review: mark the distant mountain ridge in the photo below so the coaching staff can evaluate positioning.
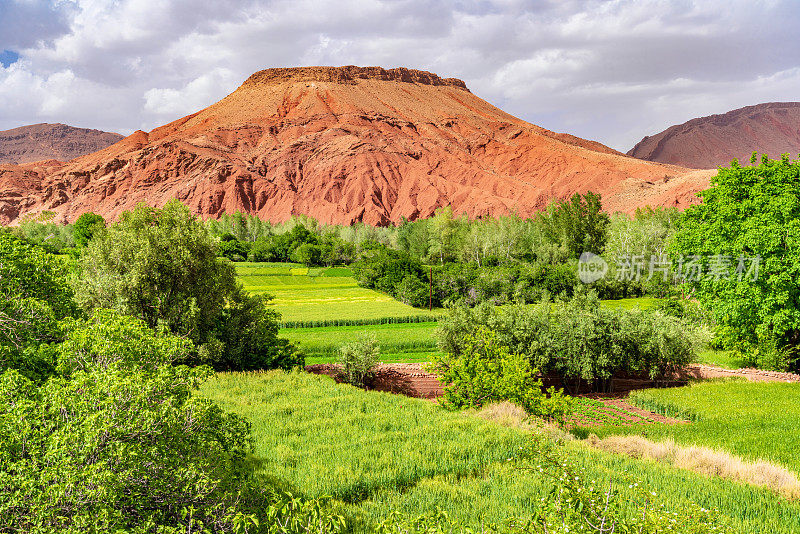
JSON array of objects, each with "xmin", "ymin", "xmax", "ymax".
[
  {"xmin": 628, "ymin": 102, "xmax": 800, "ymax": 169},
  {"xmin": 0, "ymin": 65, "xmax": 712, "ymax": 225},
  {"xmin": 0, "ymin": 123, "xmax": 123, "ymax": 164}
]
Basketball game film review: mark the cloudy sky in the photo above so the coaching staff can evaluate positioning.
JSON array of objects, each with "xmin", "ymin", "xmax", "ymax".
[{"xmin": 1, "ymin": 0, "xmax": 799, "ymax": 151}]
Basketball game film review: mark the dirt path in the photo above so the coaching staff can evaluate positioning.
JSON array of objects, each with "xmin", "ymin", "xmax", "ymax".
[
  {"xmin": 305, "ymin": 362, "xmax": 800, "ymax": 428},
  {"xmin": 683, "ymin": 364, "xmax": 800, "ymax": 383}
]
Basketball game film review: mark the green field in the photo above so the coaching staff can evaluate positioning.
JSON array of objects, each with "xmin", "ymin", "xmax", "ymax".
[
  {"xmin": 589, "ymin": 380, "xmax": 800, "ymax": 472},
  {"xmin": 235, "ymin": 262, "xmax": 437, "ymax": 322},
  {"xmin": 283, "ymin": 322, "xmax": 440, "ymax": 363},
  {"xmin": 201, "ymin": 371, "xmax": 800, "ymax": 533}
]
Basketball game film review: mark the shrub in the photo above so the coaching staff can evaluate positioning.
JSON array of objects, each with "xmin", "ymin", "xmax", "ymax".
[
  {"xmin": 396, "ymin": 274, "xmax": 429, "ymax": 308},
  {"xmin": 338, "ymin": 333, "xmax": 380, "ymax": 388},
  {"xmin": 0, "ymin": 233, "xmax": 79, "ymax": 381},
  {"xmin": 218, "ymin": 238, "xmax": 251, "ymax": 261},
  {"xmin": 432, "ymin": 328, "xmax": 573, "ymax": 421},
  {"xmin": 437, "ymin": 293, "xmax": 697, "ymax": 392},
  {"xmin": 0, "ymin": 311, "xmax": 341, "ymax": 534},
  {"xmin": 291, "ymin": 242, "xmax": 322, "ymax": 266}
]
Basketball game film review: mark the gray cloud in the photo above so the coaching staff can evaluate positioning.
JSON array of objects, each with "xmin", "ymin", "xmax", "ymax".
[{"xmin": 2, "ymin": 0, "xmax": 800, "ymax": 150}]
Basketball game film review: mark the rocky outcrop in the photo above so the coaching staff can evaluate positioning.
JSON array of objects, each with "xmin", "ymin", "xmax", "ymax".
[
  {"xmin": 628, "ymin": 102, "xmax": 800, "ymax": 169},
  {"xmin": 0, "ymin": 66, "xmax": 713, "ymax": 225},
  {"xmin": 0, "ymin": 123, "xmax": 123, "ymax": 165}
]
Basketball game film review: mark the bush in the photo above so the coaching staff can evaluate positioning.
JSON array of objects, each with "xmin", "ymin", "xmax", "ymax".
[
  {"xmin": 432, "ymin": 328, "xmax": 572, "ymax": 421},
  {"xmin": 352, "ymin": 246, "xmax": 426, "ymax": 295},
  {"xmin": 396, "ymin": 274, "xmax": 429, "ymax": 308},
  {"xmin": 217, "ymin": 238, "xmax": 251, "ymax": 261},
  {"xmin": 338, "ymin": 333, "xmax": 380, "ymax": 388},
  {"xmin": 0, "ymin": 310, "xmax": 341, "ymax": 534},
  {"xmin": 437, "ymin": 293, "xmax": 697, "ymax": 392},
  {"xmin": 0, "ymin": 233, "xmax": 80, "ymax": 381}
]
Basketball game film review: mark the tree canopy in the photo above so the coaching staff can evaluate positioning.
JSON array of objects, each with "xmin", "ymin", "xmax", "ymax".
[{"xmin": 673, "ymin": 154, "xmax": 800, "ymax": 369}]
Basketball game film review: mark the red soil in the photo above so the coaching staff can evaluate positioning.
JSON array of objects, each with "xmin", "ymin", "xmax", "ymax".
[{"xmin": 0, "ymin": 65, "xmax": 713, "ymax": 225}]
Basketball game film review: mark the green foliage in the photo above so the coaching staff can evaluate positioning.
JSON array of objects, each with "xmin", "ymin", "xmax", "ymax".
[
  {"xmin": 72, "ymin": 211, "xmax": 106, "ymax": 247},
  {"xmin": 291, "ymin": 242, "xmax": 322, "ymax": 266},
  {"xmin": 433, "ymin": 327, "xmax": 572, "ymax": 421},
  {"xmin": 15, "ymin": 211, "xmax": 76, "ymax": 253},
  {"xmin": 672, "ymin": 155, "xmax": 800, "ymax": 369},
  {"xmin": 337, "ymin": 333, "xmax": 380, "ymax": 388},
  {"xmin": 396, "ymin": 274, "xmax": 430, "ymax": 308},
  {"xmin": 73, "ymin": 201, "xmax": 297, "ymax": 371},
  {"xmin": 218, "ymin": 238, "xmax": 251, "ymax": 261},
  {"xmin": 213, "ymin": 288, "xmax": 304, "ymax": 371},
  {"xmin": 0, "ymin": 309, "xmax": 341, "ymax": 534},
  {"xmin": 539, "ymin": 192, "xmax": 610, "ymax": 258},
  {"xmin": 352, "ymin": 246, "xmax": 426, "ymax": 295},
  {"xmin": 437, "ymin": 293, "xmax": 697, "ymax": 391},
  {"xmin": 0, "ymin": 233, "xmax": 79, "ymax": 380}
]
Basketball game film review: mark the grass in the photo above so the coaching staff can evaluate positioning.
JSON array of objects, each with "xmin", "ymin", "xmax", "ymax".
[
  {"xmin": 200, "ymin": 371, "xmax": 800, "ymax": 533},
  {"xmin": 283, "ymin": 322, "xmax": 439, "ymax": 362},
  {"xmin": 234, "ymin": 262, "xmax": 435, "ymax": 322},
  {"xmin": 589, "ymin": 380, "xmax": 800, "ymax": 474},
  {"xmin": 696, "ymin": 349, "xmax": 748, "ymax": 369}
]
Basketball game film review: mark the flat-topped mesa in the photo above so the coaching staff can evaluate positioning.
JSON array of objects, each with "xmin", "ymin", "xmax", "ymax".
[{"xmin": 242, "ymin": 65, "xmax": 470, "ymax": 91}]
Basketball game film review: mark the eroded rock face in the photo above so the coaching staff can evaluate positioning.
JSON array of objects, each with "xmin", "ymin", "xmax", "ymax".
[
  {"xmin": 628, "ymin": 102, "xmax": 800, "ymax": 169},
  {"xmin": 0, "ymin": 66, "xmax": 713, "ymax": 225},
  {"xmin": 0, "ymin": 123, "xmax": 123, "ymax": 165}
]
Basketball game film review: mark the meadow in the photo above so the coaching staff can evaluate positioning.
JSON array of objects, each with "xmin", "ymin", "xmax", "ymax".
[
  {"xmin": 235, "ymin": 262, "xmax": 438, "ymax": 323},
  {"xmin": 201, "ymin": 371, "xmax": 800, "ymax": 533}
]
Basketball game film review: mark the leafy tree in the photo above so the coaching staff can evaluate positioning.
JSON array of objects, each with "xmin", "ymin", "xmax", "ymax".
[
  {"xmin": 73, "ymin": 200, "xmax": 300, "ymax": 370},
  {"xmin": 72, "ymin": 212, "xmax": 106, "ymax": 247},
  {"xmin": 337, "ymin": 333, "xmax": 380, "ymax": 388},
  {"xmin": 291, "ymin": 242, "xmax": 322, "ymax": 266},
  {"xmin": 352, "ymin": 246, "xmax": 426, "ymax": 296},
  {"xmin": 672, "ymin": 155, "xmax": 800, "ymax": 369},
  {"xmin": 539, "ymin": 192, "xmax": 610, "ymax": 258},
  {"xmin": 0, "ymin": 233, "xmax": 79, "ymax": 380}
]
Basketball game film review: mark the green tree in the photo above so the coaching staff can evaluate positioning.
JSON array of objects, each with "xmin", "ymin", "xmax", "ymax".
[
  {"xmin": 672, "ymin": 155, "xmax": 800, "ymax": 369},
  {"xmin": 539, "ymin": 192, "xmax": 610, "ymax": 258},
  {"xmin": 73, "ymin": 200, "xmax": 300, "ymax": 370},
  {"xmin": 0, "ymin": 233, "xmax": 79, "ymax": 380},
  {"xmin": 72, "ymin": 212, "xmax": 106, "ymax": 247}
]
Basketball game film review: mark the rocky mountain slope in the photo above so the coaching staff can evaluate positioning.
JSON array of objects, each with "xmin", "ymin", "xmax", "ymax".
[
  {"xmin": 0, "ymin": 66, "xmax": 713, "ymax": 225},
  {"xmin": 0, "ymin": 123, "xmax": 123, "ymax": 165},
  {"xmin": 628, "ymin": 102, "xmax": 800, "ymax": 169}
]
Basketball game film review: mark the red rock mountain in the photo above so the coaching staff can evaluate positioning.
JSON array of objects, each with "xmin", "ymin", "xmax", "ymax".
[
  {"xmin": 0, "ymin": 66, "xmax": 713, "ymax": 225},
  {"xmin": 628, "ymin": 102, "xmax": 800, "ymax": 169},
  {"xmin": 0, "ymin": 123, "xmax": 123, "ymax": 165}
]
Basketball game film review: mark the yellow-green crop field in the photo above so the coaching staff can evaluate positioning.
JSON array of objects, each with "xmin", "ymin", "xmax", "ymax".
[{"xmin": 235, "ymin": 262, "xmax": 438, "ymax": 322}]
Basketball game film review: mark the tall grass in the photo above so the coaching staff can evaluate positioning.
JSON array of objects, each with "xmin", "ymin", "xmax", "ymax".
[
  {"xmin": 200, "ymin": 371, "xmax": 800, "ymax": 533},
  {"xmin": 591, "ymin": 380, "xmax": 800, "ymax": 473}
]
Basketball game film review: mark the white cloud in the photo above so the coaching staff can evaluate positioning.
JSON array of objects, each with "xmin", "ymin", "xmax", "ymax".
[{"xmin": 1, "ymin": 0, "xmax": 800, "ymax": 150}]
